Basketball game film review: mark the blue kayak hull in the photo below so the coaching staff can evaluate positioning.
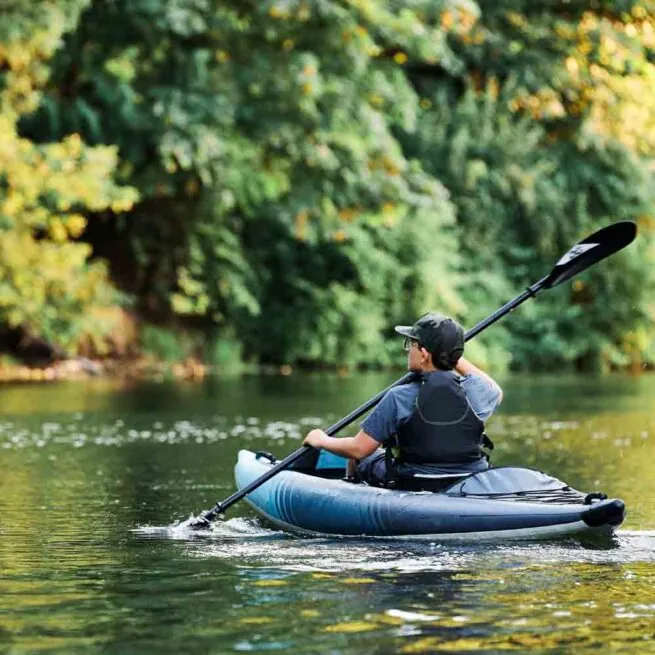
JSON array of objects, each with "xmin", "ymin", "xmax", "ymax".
[{"xmin": 234, "ymin": 450, "xmax": 625, "ymax": 540}]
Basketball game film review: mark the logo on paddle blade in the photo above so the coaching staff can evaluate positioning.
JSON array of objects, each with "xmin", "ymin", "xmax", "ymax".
[{"xmin": 556, "ymin": 243, "xmax": 598, "ymax": 267}]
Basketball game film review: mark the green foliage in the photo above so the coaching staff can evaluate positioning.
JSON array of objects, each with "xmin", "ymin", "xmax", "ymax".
[
  {"xmin": 4, "ymin": 0, "xmax": 654, "ymax": 370},
  {"xmin": 22, "ymin": 0, "xmax": 462, "ymax": 367},
  {"xmin": 140, "ymin": 324, "xmax": 194, "ymax": 363},
  {"xmin": 204, "ymin": 330, "xmax": 245, "ymax": 376},
  {"xmin": 0, "ymin": 0, "xmax": 138, "ymax": 355},
  {"xmin": 402, "ymin": 0, "xmax": 655, "ymax": 370},
  {"xmin": 0, "ymin": 353, "xmax": 21, "ymax": 368}
]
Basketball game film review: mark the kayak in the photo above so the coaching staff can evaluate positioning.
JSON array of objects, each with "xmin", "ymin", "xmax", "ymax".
[{"xmin": 234, "ymin": 449, "xmax": 625, "ymax": 540}]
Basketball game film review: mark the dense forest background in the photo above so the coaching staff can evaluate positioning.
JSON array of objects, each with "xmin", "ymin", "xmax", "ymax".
[{"xmin": 1, "ymin": 0, "xmax": 654, "ymax": 374}]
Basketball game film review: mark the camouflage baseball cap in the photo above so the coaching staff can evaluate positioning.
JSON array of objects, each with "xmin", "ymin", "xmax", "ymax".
[{"xmin": 394, "ymin": 312, "xmax": 464, "ymax": 369}]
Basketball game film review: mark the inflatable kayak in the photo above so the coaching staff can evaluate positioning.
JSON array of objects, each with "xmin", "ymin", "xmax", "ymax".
[{"xmin": 234, "ymin": 450, "xmax": 625, "ymax": 540}]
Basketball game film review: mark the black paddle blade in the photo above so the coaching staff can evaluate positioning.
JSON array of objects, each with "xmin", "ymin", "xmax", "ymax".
[
  {"xmin": 543, "ymin": 221, "xmax": 637, "ymax": 289},
  {"xmin": 186, "ymin": 507, "xmax": 221, "ymax": 529},
  {"xmin": 187, "ymin": 515, "xmax": 213, "ymax": 529}
]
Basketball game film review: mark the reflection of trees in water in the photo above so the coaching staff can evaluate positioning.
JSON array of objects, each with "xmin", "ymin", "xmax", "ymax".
[{"xmin": 182, "ymin": 562, "xmax": 655, "ymax": 653}]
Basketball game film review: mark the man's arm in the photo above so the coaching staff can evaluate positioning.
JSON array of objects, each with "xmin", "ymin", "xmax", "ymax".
[
  {"xmin": 303, "ymin": 386, "xmax": 399, "ymax": 459},
  {"xmin": 454, "ymin": 356, "xmax": 503, "ymax": 403},
  {"xmin": 303, "ymin": 429, "xmax": 380, "ymax": 461}
]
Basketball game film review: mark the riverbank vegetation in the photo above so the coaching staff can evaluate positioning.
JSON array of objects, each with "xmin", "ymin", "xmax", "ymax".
[{"xmin": 1, "ymin": 0, "xmax": 654, "ymax": 379}]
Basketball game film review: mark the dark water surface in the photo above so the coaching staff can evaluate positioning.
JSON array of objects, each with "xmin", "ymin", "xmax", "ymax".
[{"xmin": 0, "ymin": 373, "xmax": 654, "ymax": 653}]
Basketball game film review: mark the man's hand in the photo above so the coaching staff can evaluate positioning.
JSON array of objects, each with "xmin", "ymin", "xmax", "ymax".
[
  {"xmin": 303, "ymin": 429, "xmax": 379, "ymax": 460},
  {"xmin": 303, "ymin": 428, "xmax": 328, "ymax": 449}
]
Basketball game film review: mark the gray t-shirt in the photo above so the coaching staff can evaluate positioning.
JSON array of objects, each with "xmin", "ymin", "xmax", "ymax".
[{"xmin": 360, "ymin": 373, "xmax": 502, "ymax": 474}]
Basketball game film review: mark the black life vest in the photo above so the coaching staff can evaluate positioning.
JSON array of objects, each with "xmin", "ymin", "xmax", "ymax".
[{"xmin": 393, "ymin": 371, "xmax": 485, "ymax": 465}]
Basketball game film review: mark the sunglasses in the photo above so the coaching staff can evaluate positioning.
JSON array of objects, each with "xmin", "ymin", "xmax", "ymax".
[{"xmin": 403, "ymin": 338, "xmax": 422, "ymax": 352}]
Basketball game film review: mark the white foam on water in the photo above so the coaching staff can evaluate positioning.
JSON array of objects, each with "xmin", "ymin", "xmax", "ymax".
[
  {"xmin": 617, "ymin": 529, "xmax": 655, "ymax": 537},
  {"xmin": 184, "ymin": 527, "xmax": 655, "ymax": 573},
  {"xmin": 133, "ymin": 516, "xmax": 284, "ymax": 541},
  {"xmin": 182, "ymin": 535, "xmax": 489, "ymax": 572},
  {"xmin": 386, "ymin": 609, "xmax": 441, "ymax": 622},
  {"xmin": 132, "ymin": 517, "xmax": 655, "ymax": 572}
]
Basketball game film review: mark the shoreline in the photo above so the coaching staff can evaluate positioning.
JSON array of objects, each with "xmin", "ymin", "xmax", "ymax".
[
  {"xmin": 0, "ymin": 356, "xmax": 210, "ymax": 384},
  {"xmin": 0, "ymin": 356, "xmax": 651, "ymax": 385}
]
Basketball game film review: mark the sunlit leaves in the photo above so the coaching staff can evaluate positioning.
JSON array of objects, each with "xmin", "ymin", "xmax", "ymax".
[
  {"xmin": 252, "ymin": 579, "xmax": 288, "ymax": 587},
  {"xmin": 0, "ymin": 1, "xmax": 138, "ymax": 353},
  {"xmin": 323, "ymin": 620, "xmax": 379, "ymax": 633},
  {"xmin": 0, "ymin": 123, "xmax": 137, "ymax": 351}
]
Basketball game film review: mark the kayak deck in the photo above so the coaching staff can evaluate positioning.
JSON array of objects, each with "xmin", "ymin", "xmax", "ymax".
[{"xmin": 234, "ymin": 450, "xmax": 625, "ymax": 540}]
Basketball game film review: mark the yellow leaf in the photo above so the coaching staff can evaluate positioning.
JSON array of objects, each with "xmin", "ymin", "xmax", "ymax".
[
  {"xmin": 66, "ymin": 215, "xmax": 87, "ymax": 238},
  {"xmin": 49, "ymin": 220, "xmax": 67, "ymax": 243}
]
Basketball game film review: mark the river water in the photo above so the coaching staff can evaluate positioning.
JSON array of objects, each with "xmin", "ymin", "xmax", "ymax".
[{"xmin": 0, "ymin": 372, "xmax": 654, "ymax": 653}]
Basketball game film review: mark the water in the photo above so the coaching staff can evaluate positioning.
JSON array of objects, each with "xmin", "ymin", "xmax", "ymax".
[{"xmin": 0, "ymin": 372, "xmax": 654, "ymax": 653}]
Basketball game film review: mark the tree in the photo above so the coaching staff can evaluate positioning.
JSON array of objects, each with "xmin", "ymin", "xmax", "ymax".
[
  {"xmin": 0, "ymin": 0, "xmax": 138, "ymax": 354},
  {"xmin": 23, "ymin": 0, "xmax": 464, "ymax": 366},
  {"xmin": 403, "ymin": 0, "xmax": 655, "ymax": 370}
]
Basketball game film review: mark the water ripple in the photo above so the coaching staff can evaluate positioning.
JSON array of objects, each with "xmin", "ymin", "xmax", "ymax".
[{"xmin": 0, "ymin": 416, "xmax": 313, "ymax": 449}]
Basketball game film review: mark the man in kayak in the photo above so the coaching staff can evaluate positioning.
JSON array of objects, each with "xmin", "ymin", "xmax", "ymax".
[{"xmin": 303, "ymin": 312, "xmax": 503, "ymax": 489}]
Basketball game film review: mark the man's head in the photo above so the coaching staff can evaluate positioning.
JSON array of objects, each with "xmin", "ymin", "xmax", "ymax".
[{"xmin": 394, "ymin": 312, "xmax": 464, "ymax": 371}]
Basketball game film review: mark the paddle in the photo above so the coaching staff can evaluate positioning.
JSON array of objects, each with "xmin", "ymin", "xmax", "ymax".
[{"xmin": 186, "ymin": 220, "xmax": 637, "ymax": 528}]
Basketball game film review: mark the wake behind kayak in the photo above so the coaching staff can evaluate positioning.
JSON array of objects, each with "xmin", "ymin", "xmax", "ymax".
[{"xmin": 234, "ymin": 450, "xmax": 625, "ymax": 540}]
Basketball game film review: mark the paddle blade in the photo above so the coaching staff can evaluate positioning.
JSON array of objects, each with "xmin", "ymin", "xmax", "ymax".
[
  {"xmin": 543, "ymin": 221, "xmax": 637, "ymax": 289},
  {"xmin": 185, "ymin": 507, "xmax": 221, "ymax": 529}
]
